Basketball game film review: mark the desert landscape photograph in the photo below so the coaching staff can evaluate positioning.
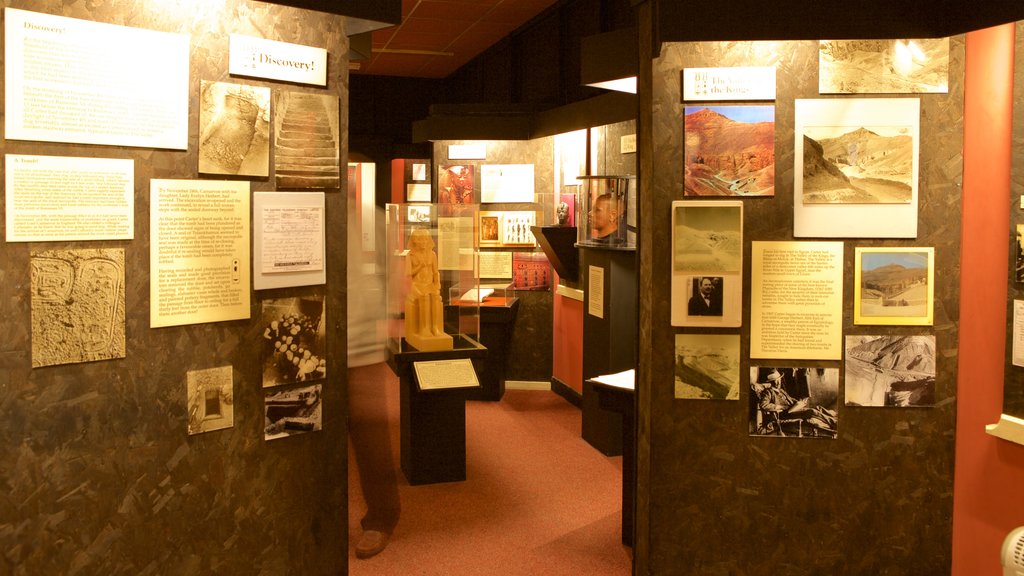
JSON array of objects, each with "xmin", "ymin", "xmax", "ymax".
[
  {"xmin": 672, "ymin": 203, "xmax": 742, "ymax": 273},
  {"xmin": 801, "ymin": 123, "xmax": 914, "ymax": 204},
  {"xmin": 845, "ymin": 335, "xmax": 936, "ymax": 407},
  {"xmin": 674, "ymin": 333, "xmax": 739, "ymax": 400},
  {"xmin": 684, "ymin": 105, "xmax": 774, "ymax": 197},
  {"xmin": 856, "ymin": 248, "xmax": 933, "ymax": 324},
  {"xmin": 819, "ymin": 38, "xmax": 949, "ymax": 94}
]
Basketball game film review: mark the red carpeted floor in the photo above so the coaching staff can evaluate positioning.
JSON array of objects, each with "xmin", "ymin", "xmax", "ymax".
[{"xmin": 348, "ymin": 373, "xmax": 632, "ymax": 575}]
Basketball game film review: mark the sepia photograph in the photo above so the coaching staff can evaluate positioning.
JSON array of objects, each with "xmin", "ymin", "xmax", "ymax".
[
  {"xmin": 260, "ymin": 295, "xmax": 327, "ymax": 388},
  {"xmin": 854, "ymin": 247, "xmax": 934, "ymax": 325},
  {"xmin": 439, "ymin": 164, "xmax": 474, "ymax": 204},
  {"xmin": 274, "ymin": 91, "xmax": 340, "ymax": 189},
  {"xmin": 684, "ymin": 105, "xmax": 775, "ymax": 197},
  {"xmin": 187, "ymin": 365, "xmax": 235, "ymax": 435},
  {"xmin": 264, "ymin": 383, "xmax": 322, "ymax": 440},
  {"xmin": 749, "ymin": 367, "xmax": 839, "ymax": 438},
  {"xmin": 687, "ymin": 276, "xmax": 724, "ymax": 317},
  {"xmin": 845, "ymin": 335, "xmax": 936, "ymax": 407},
  {"xmin": 801, "ymin": 122, "xmax": 914, "ymax": 204},
  {"xmin": 31, "ymin": 248, "xmax": 126, "ymax": 368},
  {"xmin": 819, "ymin": 38, "xmax": 950, "ymax": 94},
  {"xmin": 1016, "ymin": 224, "xmax": 1024, "ymax": 283},
  {"xmin": 674, "ymin": 333, "xmax": 739, "ymax": 400},
  {"xmin": 672, "ymin": 203, "xmax": 742, "ymax": 273},
  {"xmin": 406, "ymin": 204, "xmax": 432, "ymax": 223},
  {"xmin": 199, "ymin": 80, "xmax": 270, "ymax": 177}
]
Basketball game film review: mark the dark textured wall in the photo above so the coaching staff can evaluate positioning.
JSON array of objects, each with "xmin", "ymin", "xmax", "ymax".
[
  {"xmin": 0, "ymin": 2, "xmax": 352, "ymax": 574},
  {"xmin": 639, "ymin": 39, "xmax": 963, "ymax": 574},
  {"xmin": 1004, "ymin": 22, "xmax": 1024, "ymax": 417}
]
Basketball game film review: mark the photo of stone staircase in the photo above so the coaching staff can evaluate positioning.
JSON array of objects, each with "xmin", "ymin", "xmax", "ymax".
[{"xmin": 274, "ymin": 91, "xmax": 340, "ymax": 189}]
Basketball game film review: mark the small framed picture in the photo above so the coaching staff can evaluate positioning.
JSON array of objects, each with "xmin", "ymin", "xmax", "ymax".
[{"xmin": 854, "ymin": 246, "xmax": 934, "ymax": 325}]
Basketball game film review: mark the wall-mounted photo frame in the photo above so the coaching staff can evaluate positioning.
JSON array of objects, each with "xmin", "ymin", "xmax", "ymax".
[
  {"xmin": 854, "ymin": 246, "xmax": 934, "ymax": 325},
  {"xmin": 438, "ymin": 164, "xmax": 475, "ymax": 204},
  {"xmin": 670, "ymin": 200, "xmax": 743, "ymax": 327},
  {"xmin": 479, "ymin": 210, "xmax": 536, "ymax": 248}
]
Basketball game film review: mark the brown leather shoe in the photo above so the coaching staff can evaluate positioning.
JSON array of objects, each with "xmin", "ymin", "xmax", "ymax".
[{"xmin": 355, "ymin": 530, "xmax": 388, "ymax": 559}]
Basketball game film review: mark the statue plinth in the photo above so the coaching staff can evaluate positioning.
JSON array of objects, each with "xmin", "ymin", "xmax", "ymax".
[{"xmin": 406, "ymin": 332, "xmax": 454, "ymax": 352}]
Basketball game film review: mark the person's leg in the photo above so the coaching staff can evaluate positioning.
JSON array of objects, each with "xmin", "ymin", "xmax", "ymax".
[{"xmin": 348, "ymin": 362, "xmax": 400, "ymax": 557}]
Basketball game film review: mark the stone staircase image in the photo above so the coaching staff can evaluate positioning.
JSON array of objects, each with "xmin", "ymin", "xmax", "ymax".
[{"xmin": 275, "ymin": 93, "xmax": 340, "ymax": 189}]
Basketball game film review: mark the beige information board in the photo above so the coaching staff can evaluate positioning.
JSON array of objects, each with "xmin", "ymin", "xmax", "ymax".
[{"xmin": 750, "ymin": 241, "xmax": 844, "ymax": 360}]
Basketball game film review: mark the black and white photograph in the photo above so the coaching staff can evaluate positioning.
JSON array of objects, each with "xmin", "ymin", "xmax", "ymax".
[
  {"xmin": 845, "ymin": 335, "xmax": 936, "ymax": 407},
  {"xmin": 273, "ymin": 91, "xmax": 340, "ymax": 189},
  {"xmin": 31, "ymin": 248, "xmax": 126, "ymax": 368},
  {"xmin": 1016, "ymin": 224, "xmax": 1024, "ymax": 283},
  {"xmin": 198, "ymin": 80, "xmax": 270, "ymax": 177},
  {"xmin": 187, "ymin": 365, "xmax": 235, "ymax": 435},
  {"xmin": 260, "ymin": 295, "xmax": 327, "ymax": 388},
  {"xmin": 687, "ymin": 276, "xmax": 724, "ymax": 317},
  {"xmin": 674, "ymin": 334, "xmax": 739, "ymax": 400},
  {"xmin": 672, "ymin": 203, "xmax": 742, "ymax": 273},
  {"xmin": 749, "ymin": 367, "xmax": 839, "ymax": 438},
  {"xmin": 819, "ymin": 38, "xmax": 950, "ymax": 94},
  {"xmin": 407, "ymin": 204, "xmax": 432, "ymax": 223},
  {"xmin": 264, "ymin": 383, "xmax": 322, "ymax": 441}
]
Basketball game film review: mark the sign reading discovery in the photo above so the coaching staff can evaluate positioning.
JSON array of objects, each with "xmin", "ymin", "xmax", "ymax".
[{"xmin": 229, "ymin": 34, "xmax": 327, "ymax": 87}]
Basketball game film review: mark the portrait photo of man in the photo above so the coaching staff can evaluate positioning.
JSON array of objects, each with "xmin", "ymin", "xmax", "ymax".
[{"xmin": 687, "ymin": 276, "xmax": 723, "ymax": 316}]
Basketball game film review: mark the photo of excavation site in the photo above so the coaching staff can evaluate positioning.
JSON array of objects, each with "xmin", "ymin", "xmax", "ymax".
[
  {"xmin": 801, "ymin": 123, "xmax": 914, "ymax": 204},
  {"xmin": 199, "ymin": 81, "xmax": 270, "ymax": 177},
  {"xmin": 819, "ymin": 38, "xmax": 949, "ymax": 94},
  {"xmin": 684, "ymin": 106, "xmax": 774, "ymax": 197},
  {"xmin": 264, "ymin": 383, "xmax": 322, "ymax": 441},
  {"xmin": 845, "ymin": 335, "xmax": 936, "ymax": 407},
  {"xmin": 674, "ymin": 333, "xmax": 739, "ymax": 400},
  {"xmin": 856, "ymin": 248, "xmax": 933, "ymax": 324},
  {"xmin": 274, "ymin": 91, "xmax": 340, "ymax": 189}
]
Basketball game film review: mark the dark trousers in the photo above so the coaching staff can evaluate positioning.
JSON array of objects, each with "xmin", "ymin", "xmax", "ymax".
[{"xmin": 348, "ymin": 362, "xmax": 400, "ymax": 533}]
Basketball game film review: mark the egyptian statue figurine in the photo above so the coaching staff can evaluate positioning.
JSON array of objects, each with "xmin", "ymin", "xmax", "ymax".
[{"xmin": 404, "ymin": 228, "xmax": 453, "ymax": 351}]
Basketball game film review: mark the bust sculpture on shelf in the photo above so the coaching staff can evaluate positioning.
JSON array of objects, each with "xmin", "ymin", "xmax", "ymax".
[
  {"xmin": 404, "ymin": 227, "xmax": 453, "ymax": 352},
  {"xmin": 556, "ymin": 201, "xmax": 569, "ymax": 226}
]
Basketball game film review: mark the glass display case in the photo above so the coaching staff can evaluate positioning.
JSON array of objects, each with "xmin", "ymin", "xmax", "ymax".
[
  {"xmin": 386, "ymin": 203, "xmax": 481, "ymax": 353},
  {"xmin": 576, "ymin": 175, "xmax": 635, "ymax": 249}
]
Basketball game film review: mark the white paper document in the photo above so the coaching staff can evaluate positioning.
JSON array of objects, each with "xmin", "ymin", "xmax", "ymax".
[{"xmin": 5, "ymin": 8, "xmax": 189, "ymax": 149}]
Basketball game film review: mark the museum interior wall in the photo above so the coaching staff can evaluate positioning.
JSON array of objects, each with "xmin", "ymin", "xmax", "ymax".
[
  {"xmin": 0, "ymin": 1, "xmax": 358, "ymax": 573},
  {"xmin": 638, "ymin": 37, "xmax": 964, "ymax": 574}
]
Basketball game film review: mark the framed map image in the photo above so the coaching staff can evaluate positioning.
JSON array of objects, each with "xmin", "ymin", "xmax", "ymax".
[
  {"xmin": 854, "ymin": 247, "xmax": 934, "ymax": 326},
  {"xmin": 684, "ymin": 105, "xmax": 774, "ymax": 197}
]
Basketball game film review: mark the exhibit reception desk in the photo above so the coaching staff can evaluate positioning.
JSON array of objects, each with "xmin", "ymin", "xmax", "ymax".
[{"xmin": 387, "ymin": 336, "xmax": 487, "ymax": 485}]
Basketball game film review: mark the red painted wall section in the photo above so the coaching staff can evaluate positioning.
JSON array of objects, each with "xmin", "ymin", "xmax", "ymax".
[
  {"xmin": 390, "ymin": 158, "xmax": 405, "ymax": 204},
  {"xmin": 952, "ymin": 23, "xmax": 1024, "ymax": 575},
  {"xmin": 552, "ymin": 274, "xmax": 584, "ymax": 394}
]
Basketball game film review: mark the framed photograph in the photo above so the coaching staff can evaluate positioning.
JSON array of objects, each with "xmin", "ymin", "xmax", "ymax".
[
  {"xmin": 1016, "ymin": 224, "xmax": 1024, "ymax": 283},
  {"xmin": 845, "ymin": 335, "xmax": 936, "ymax": 407},
  {"xmin": 684, "ymin": 105, "xmax": 774, "ymax": 197},
  {"xmin": 794, "ymin": 98, "xmax": 920, "ymax": 238},
  {"xmin": 479, "ymin": 210, "xmax": 536, "ymax": 248},
  {"xmin": 439, "ymin": 164, "xmax": 475, "ymax": 204},
  {"xmin": 199, "ymin": 81, "xmax": 270, "ymax": 177},
  {"xmin": 264, "ymin": 383, "xmax": 322, "ymax": 440},
  {"xmin": 854, "ymin": 247, "xmax": 934, "ymax": 325},
  {"xmin": 819, "ymin": 39, "xmax": 949, "ymax": 94},
  {"xmin": 749, "ymin": 367, "xmax": 838, "ymax": 438},
  {"xmin": 670, "ymin": 200, "xmax": 742, "ymax": 327},
  {"xmin": 674, "ymin": 333, "xmax": 740, "ymax": 400}
]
